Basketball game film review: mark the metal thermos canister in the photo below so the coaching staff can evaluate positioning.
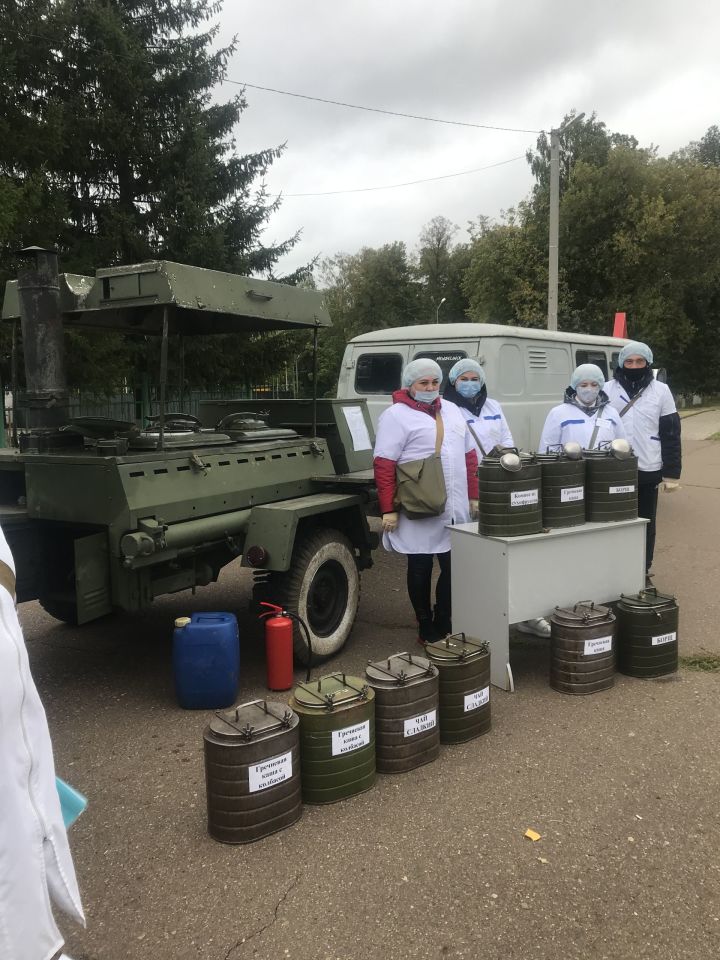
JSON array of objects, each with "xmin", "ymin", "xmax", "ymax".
[
  {"xmin": 477, "ymin": 449, "xmax": 542, "ymax": 537},
  {"xmin": 550, "ymin": 601, "xmax": 616, "ymax": 695},
  {"xmin": 203, "ymin": 699, "xmax": 301, "ymax": 844},
  {"xmin": 289, "ymin": 673, "xmax": 375, "ymax": 804},
  {"xmin": 365, "ymin": 652, "xmax": 440, "ymax": 774},
  {"xmin": 616, "ymin": 588, "xmax": 679, "ymax": 678},
  {"xmin": 424, "ymin": 634, "xmax": 491, "ymax": 744},
  {"xmin": 536, "ymin": 450, "xmax": 586, "ymax": 528},
  {"xmin": 583, "ymin": 445, "xmax": 638, "ymax": 522}
]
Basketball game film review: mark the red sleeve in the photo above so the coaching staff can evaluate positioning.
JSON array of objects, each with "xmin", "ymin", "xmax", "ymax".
[
  {"xmin": 466, "ymin": 449, "xmax": 479, "ymax": 499},
  {"xmin": 373, "ymin": 456, "xmax": 398, "ymax": 514}
]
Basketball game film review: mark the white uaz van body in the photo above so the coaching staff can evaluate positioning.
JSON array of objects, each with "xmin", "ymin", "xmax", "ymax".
[{"xmin": 336, "ymin": 323, "xmax": 630, "ymax": 451}]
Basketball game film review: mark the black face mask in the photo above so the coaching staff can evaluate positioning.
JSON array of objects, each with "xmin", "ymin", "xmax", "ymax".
[{"xmin": 623, "ymin": 365, "xmax": 648, "ymax": 382}]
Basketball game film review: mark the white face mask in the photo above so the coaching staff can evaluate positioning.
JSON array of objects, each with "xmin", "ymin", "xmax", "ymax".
[{"xmin": 576, "ymin": 385, "xmax": 600, "ymax": 405}]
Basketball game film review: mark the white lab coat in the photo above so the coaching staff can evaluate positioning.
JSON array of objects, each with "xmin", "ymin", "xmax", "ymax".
[
  {"xmin": 539, "ymin": 398, "xmax": 626, "ymax": 452},
  {"xmin": 0, "ymin": 526, "xmax": 84, "ymax": 960},
  {"xmin": 604, "ymin": 379, "xmax": 677, "ymax": 473},
  {"xmin": 374, "ymin": 398, "xmax": 473, "ymax": 554},
  {"xmin": 455, "ymin": 398, "xmax": 514, "ymax": 459}
]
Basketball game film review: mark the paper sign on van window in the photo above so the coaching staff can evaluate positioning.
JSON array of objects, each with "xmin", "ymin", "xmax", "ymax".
[
  {"xmin": 510, "ymin": 489, "xmax": 539, "ymax": 507},
  {"xmin": 342, "ymin": 406, "xmax": 372, "ymax": 452}
]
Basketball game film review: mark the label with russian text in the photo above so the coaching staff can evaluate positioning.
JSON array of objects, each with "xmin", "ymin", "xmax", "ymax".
[
  {"xmin": 609, "ymin": 484, "xmax": 635, "ymax": 494},
  {"xmin": 651, "ymin": 631, "xmax": 677, "ymax": 646},
  {"xmin": 248, "ymin": 751, "xmax": 292, "ymax": 793},
  {"xmin": 403, "ymin": 709, "xmax": 437, "ymax": 738},
  {"xmin": 331, "ymin": 720, "xmax": 370, "ymax": 756},
  {"xmin": 464, "ymin": 686, "xmax": 490, "ymax": 712},
  {"xmin": 510, "ymin": 489, "xmax": 539, "ymax": 507},
  {"xmin": 584, "ymin": 635, "xmax": 613, "ymax": 656},
  {"xmin": 560, "ymin": 485, "xmax": 584, "ymax": 503}
]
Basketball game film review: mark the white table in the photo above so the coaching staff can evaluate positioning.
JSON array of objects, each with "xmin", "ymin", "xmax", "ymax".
[{"xmin": 450, "ymin": 519, "xmax": 647, "ymax": 691}]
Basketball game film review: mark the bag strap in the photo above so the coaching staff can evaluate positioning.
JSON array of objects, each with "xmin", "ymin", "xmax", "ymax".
[
  {"xmin": 587, "ymin": 409, "xmax": 604, "ymax": 450},
  {"xmin": 434, "ymin": 410, "xmax": 444, "ymax": 455},
  {"xmin": 618, "ymin": 384, "xmax": 648, "ymax": 417},
  {"xmin": 465, "ymin": 420, "xmax": 488, "ymax": 458},
  {"xmin": 0, "ymin": 559, "xmax": 16, "ymax": 600}
]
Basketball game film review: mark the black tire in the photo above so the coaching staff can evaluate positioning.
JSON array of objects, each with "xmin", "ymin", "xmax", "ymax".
[
  {"xmin": 39, "ymin": 592, "xmax": 79, "ymax": 626},
  {"xmin": 260, "ymin": 529, "xmax": 360, "ymax": 666}
]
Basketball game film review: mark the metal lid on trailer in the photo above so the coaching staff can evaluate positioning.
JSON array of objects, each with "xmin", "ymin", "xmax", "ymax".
[
  {"xmin": 208, "ymin": 700, "xmax": 298, "ymax": 741},
  {"xmin": 293, "ymin": 673, "xmax": 372, "ymax": 710},
  {"xmin": 366, "ymin": 653, "xmax": 437, "ymax": 686}
]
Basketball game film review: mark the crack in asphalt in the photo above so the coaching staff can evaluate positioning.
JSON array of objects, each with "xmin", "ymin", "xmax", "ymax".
[{"xmin": 222, "ymin": 873, "xmax": 302, "ymax": 959}]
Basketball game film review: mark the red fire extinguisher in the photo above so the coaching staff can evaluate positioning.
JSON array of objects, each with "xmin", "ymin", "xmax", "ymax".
[
  {"xmin": 259, "ymin": 603, "xmax": 294, "ymax": 691},
  {"xmin": 259, "ymin": 602, "xmax": 314, "ymax": 690}
]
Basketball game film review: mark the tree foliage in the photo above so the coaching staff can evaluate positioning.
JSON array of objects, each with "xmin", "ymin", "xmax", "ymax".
[{"xmin": 0, "ymin": 0, "xmax": 302, "ymax": 395}]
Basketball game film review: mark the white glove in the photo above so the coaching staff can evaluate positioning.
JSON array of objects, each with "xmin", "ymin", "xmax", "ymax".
[
  {"xmin": 662, "ymin": 479, "xmax": 680, "ymax": 493},
  {"xmin": 469, "ymin": 499, "xmax": 479, "ymax": 520},
  {"xmin": 382, "ymin": 512, "xmax": 399, "ymax": 531}
]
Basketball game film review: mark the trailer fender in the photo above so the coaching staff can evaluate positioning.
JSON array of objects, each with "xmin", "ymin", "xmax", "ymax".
[{"xmin": 242, "ymin": 493, "xmax": 376, "ymax": 572}]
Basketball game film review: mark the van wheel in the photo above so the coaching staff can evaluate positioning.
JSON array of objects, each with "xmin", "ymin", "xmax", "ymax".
[{"xmin": 258, "ymin": 530, "xmax": 360, "ymax": 666}]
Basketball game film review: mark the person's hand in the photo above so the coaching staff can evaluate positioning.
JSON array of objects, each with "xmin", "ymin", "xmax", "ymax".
[
  {"xmin": 662, "ymin": 479, "xmax": 681, "ymax": 493},
  {"xmin": 382, "ymin": 512, "xmax": 399, "ymax": 531},
  {"xmin": 469, "ymin": 499, "xmax": 479, "ymax": 519}
]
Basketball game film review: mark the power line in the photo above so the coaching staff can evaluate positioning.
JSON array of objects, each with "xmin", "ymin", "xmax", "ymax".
[
  {"xmin": 284, "ymin": 155, "xmax": 527, "ymax": 197},
  {"xmin": 224, "ymin": 79, "xmax": 541, "ymax": 135}
]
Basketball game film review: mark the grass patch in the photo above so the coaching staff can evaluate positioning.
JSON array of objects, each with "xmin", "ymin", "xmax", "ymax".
[
  {"xmin": 679, "ymin": 653, "xmax": 720, "ymax": 671},
  {"xmin": 709, "ymin": 432, "xmax": 720, "ymax": 441}
]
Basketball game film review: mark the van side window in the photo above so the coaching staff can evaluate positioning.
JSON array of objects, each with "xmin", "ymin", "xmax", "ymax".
[
  {"xmin": 575, "ymin": 350, "xmax": 608, "ymax": 378},
  {"xmin": 497, "ymin": 343, "xmax": 525, "ymax": 396},
  {"xmin": 354, "ymin": 353, "xmax": 403, "ymax": 394},
  {"xmin": 413, "ymin": 350, "xmax": 467, "ymax": 389}
]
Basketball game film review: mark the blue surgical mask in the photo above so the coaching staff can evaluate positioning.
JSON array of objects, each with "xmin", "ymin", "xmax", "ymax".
[
  {"xmin": 414, "ymin": 390, "xmax": 439, "ymax": 404},
  {"xmin": 576, "ymin": 385, "xmax": 600, "ymax": 405},
  {"xmin": 456, "ymin": 380, "xmax": 483, "ymax": 398}
]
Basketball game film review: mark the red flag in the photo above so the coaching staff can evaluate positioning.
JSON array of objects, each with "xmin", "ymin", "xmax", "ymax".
[{"xmin": 613, "ymin": 312, "xmax": 627, "ymax": 338}]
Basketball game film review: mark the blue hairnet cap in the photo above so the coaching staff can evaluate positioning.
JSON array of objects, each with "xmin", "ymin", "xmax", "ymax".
[
  {"xmin": 448, "ymin": 357, "xmax": 486, "ymax": 386},
  {"xmin": 401, "ymin": 357, "xmax": 443, "ymax": 388},
  {"xmin": 619, "ymin": 340, "xmax": 653, "ymax": 367},
  {"xmin": 570, "ymin": 363, "xmax": 605, "ymax": 390}
]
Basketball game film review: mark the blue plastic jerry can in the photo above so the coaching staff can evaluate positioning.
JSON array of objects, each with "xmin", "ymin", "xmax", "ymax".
[{"xmin": 172, "ymin": 612, "xmax": 240, "ymax": 709}]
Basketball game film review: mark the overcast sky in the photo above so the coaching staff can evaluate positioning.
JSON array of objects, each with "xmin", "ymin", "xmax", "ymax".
[{"xmin": 213, "ymin": 0, "xmax": 720, "ymax": 275}]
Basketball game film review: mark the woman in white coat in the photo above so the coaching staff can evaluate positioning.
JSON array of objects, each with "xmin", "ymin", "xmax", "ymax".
[
  {"xmin": 442, "ymin": 358, "xmax": 513, "ymax": 458},
  {"xmin": 539, "ymin": 363, "xmax": 626, "ymax": 452},
  {"xmin": 0, "ymin": 524, "xmax": 84, "ymax": 960},
  {"xmin": 443, "ymin": 357, "xmax": 551, "ymax": 639},
  {"xmin": 373, "ymin": 358, "xmax": 479, "ymax": 643}
]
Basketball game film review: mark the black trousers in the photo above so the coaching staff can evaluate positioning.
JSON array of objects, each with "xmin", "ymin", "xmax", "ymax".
[
  {"xmin": 638, "ymin": 481, "xmax": 659, "ymax": 572},
  {"xmin": 406, "ymin": 551, "xmax": 451, "ymax": 622}
]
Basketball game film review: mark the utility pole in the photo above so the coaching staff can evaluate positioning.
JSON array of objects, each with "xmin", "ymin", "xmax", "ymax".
[{"xmin": 547, "ymin": 112, "xmax": 585, "ymax": 331}]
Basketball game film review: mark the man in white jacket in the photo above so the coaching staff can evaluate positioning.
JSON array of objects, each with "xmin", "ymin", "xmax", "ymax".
[{"xmin": 0, "ymin": 524, "xmax": 84, "ymax": 960}]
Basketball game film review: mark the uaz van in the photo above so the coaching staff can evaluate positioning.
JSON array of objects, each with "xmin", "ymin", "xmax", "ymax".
[{"xmin": 336, "ymin": 322, "xmax": 631, "ymax": 451}]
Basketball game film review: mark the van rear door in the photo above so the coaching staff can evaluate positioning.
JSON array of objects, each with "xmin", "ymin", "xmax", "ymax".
[{"xmin": 338, "ymin": 343, "xmax": 410, "ymax": 428}]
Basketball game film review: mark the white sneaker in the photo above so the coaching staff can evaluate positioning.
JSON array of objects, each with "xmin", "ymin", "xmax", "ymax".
[{"xmin": 517, "ymin": 617, "xmax": 551, "ymax": 638}]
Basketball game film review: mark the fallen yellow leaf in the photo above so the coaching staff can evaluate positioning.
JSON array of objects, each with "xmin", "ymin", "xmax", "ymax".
[{"xmin": 524, "ymin": 828, "xmax": 541, "ymax": 842}]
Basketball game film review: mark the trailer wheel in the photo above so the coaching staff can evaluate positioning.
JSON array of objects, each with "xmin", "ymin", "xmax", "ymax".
[
  {"xmin": 261, "ymin": 529, "xmax": 360, "ymax": 666},
  {"xmin": 39, "ymin": 592, "xmax": 79, "ymax": 626}
]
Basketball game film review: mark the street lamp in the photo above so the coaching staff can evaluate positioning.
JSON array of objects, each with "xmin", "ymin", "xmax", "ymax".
[
  {"xmin": 435, "ymin": 297, "xmax": 447, "ymax": 324},
  {"xmin": 547, "ymin": 112, "xmax": 585, "ymax": 331}
]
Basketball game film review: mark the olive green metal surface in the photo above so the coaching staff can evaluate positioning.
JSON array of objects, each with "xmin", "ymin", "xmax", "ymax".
[{"xmin": 616, "ymin": 590, "xmax": 679, "ymax": 678}]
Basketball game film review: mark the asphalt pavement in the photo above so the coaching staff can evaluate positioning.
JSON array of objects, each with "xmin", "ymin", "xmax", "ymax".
[{"xmin": 22, "ymin": 422, "xmax": 720, "ymax": 960}]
